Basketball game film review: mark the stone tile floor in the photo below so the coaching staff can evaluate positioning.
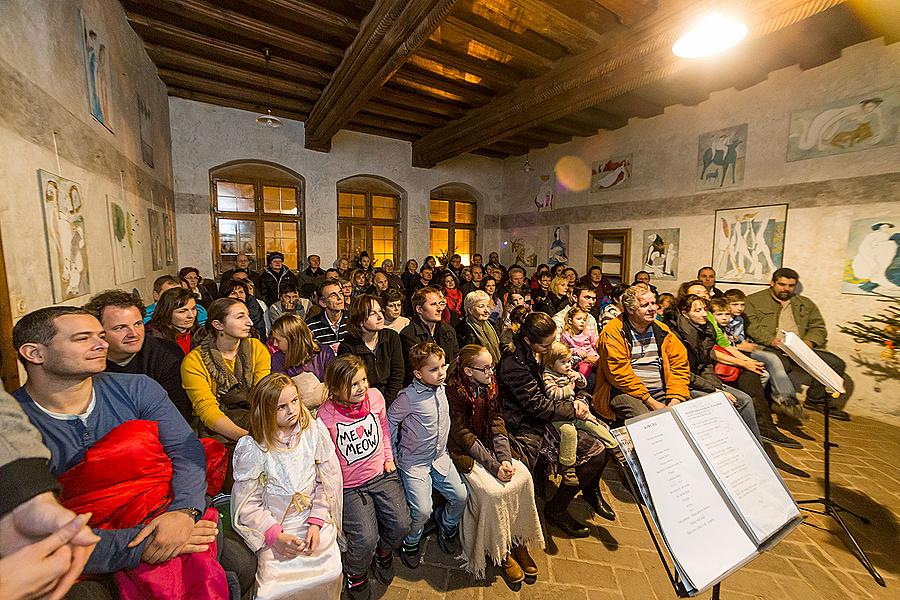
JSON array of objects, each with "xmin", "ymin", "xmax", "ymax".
[{"xmin": 362, "ymin": 412, "xmax": 899, "ymax": 600}]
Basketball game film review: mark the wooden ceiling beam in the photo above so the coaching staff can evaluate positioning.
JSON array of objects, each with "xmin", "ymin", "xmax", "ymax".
[
  {"xmin": 571, "ymin": 107, "xmax": 629, "ymax": 130},
  {"xmin": 393, "ymin": 64, "xmax": 493, "ymax": 104},
  {"xmin": 303, "ymin": 0, "xmax": 458, "ymax": 152},
  {"xmin": 485, "ymin": 140, "xmax": 530, "ymax": 156},
  {"xmin": 513, "ymin": 129, "xmax": 570, "ymax": 145},
  {"xmin": 502, "ymin": 0, "xmax": 605, "ymax": 47},
  {"xmin": 372, "ymin": 85, "xmax": 467, "ymax": 119},
  {"xmin": 144, "ymin": 43, "xmax": 322, "ymax": 101},
  {"xmin": 441, "ymin": 16, "xmax": 555, "ymax": 70},
  {"xmin": 343, "ymin": 124, "xmax": 420, "ymax": 143},
  {"xmin": 417, "ymin": 40, "xmax": 522, "ymax": 88},
  {"xmin": 506, "ymin": 134, "xmax": 549, "ymax": 150},
  {"xmin": 593, "ymin": 0, "xmax": 660, "ymax": 27},
  {"xmin": 125, "ymin": 12, "xmax": 331, "ymax": 85},
  {"xmin": 158, "ymin": 69, "xmax": 314, "ymax": 113},
  {"xmin": 413, "ymin": 0, "xmax": 843, "ymax": 166},
  {"xmin": 361, "ymin": 102, "xmax": 448, "ymax": 128},
  {"xmin": 124, "ymin": 0, "xmax": 344, "ymax": 66},
  {"xmin": 542, "ymin": 120, "xmax": 593, "ymax": 138},
  {"xmin": 470, "ymin": 148, "xmax": 509, "ymax": 159},
  {"xmin": 254, "ymin": 0, "xmax": 360, "ymax": 39},
  {"xmin": 352, "ymin": 114, "xmax": 432, "ymax": 137},
  {"xmin": 167, "ymin": 86, "xmax": 308, "ymax": 121}
]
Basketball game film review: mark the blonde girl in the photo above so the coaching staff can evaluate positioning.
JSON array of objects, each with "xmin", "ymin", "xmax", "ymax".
[{"xmin": 560, "ymin": 307, "xmax": 600, "ymax": 379}]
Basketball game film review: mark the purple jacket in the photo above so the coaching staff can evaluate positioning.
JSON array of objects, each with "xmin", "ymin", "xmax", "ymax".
[{"xmin": 271, "ymin": 344, "xmax": 336, "ymax": 381}]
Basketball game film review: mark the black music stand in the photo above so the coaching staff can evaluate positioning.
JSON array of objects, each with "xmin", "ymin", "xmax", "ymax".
[{"xmin": 796, "ymin": 391, "xmax": 886, "ymax": 586}]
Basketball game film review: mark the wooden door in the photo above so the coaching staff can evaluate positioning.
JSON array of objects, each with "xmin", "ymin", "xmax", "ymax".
[
  {"xmin": 0, "ymin": 226, "xmax": 19, "ymax": 392},
  {"xmin": 587, "ymin": 229, "xmax": 631, "ymax": 286}
]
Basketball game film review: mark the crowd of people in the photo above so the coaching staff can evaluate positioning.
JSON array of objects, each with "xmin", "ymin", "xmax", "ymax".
[{"xmin": 0, "ymin": 248, "xmax": 847, "ymax": 600}]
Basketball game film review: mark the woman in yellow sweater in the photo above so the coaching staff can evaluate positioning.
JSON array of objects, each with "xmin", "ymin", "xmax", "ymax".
[{"xmin": 182, "ymin": 297, "xmax": 271, "ymax": 442}]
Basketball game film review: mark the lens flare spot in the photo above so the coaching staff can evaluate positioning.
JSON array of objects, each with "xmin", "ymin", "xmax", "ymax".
[{"xmin": 555, "ymin": 156, "xmax": 591, "ymax": 192}]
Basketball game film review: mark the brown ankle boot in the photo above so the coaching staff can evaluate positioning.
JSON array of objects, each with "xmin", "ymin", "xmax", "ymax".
[
  {"xmin": 512, "ymin": 544, "xmax": 538, "ymax": 582},
  {"xmin": 502, "ymin": 553, "xmax": 525, "ymax": 586},
  {"xmin": 561, "ymin": 465, "xmax": 579, "ymax": 486}
]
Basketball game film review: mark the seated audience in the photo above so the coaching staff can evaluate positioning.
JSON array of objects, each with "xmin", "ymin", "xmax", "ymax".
[
  {"xmin": 744, "ymin": 268, "xmax": 849, "ymax": 420},
  {"xmin": 440, "ymin": 271, "xmax": 464, "ymax": 325},
  {"xmin": 305, "ymin": 279, "xmax": 349, "ymax": 353},
  {"xmin": 458, "ymin": 266, "xmax": 475, "ymax": 297},
  {"xmin": 531, "ymin": 270, "xmax": 552, "ymax": 305},
  {"xmin": 338, "ymin": 295, "xmax": 405, "ymax": 405},
  {"xmin": 298, "ymin": 254, "xmax": 326, "ymax": 299},
  {"xmin": 505, "ymin": 267, "xmax": 528, "ymax": 298},
  {"xmin": 698, "ymin": 266, "xmax": 725, "ymax": 298},
  {"xmin": 446, "ymin": 345, "xmax": 542, "ymax": 585},
  {"xmin": 182, "ymin": 298, "xmax": 271, "ymax": 444},
  {"xmin": 222, "ymin": 279, "xmax": 267, "ymax": 340},
  {"xmin": 560, "ymin": 307, "xmax": 600, "ymax": 381},
  {"xmin": 270, "ymin": 313, "xmax": 336, "ymax": 382},
  {"xmin": 12, "ymin": 306, "xmax": 256, "ymax": 599},
  {"xmin": 456, "ymin": 290, "xmax": 502, "ymax": 364},
  {"xmin": 316, "ymin": 356, "xmax": 411, "ymax": 600},
  {"xmin": 535, "ymin": 275, "xmax": 569, "ymax": 316},
  {"xmin": 179, "ymin": 266, "xmax": 216, "ymax": 309},
  {"xmin": 373, "ymin": 269, "xmax": 391, "ymax": 294},
  {"xmin": 499, "ymin": 290, "xmax": 528, "ymax": 330},
  {"xmin": 499, "ymin": 305, "xmax": 529, "ymax": 354},
  {"xmin": 380, "ymin": 259, "xmax": 403, "ymax": 290},
  {"xmin": 84, "ymin": 290, "xmax": 193, "ymax": 421},
  {"xmin": 381, "ymin": 288, "xmax": 410, "ymax": 333},
  {"xmin": 599, "ymin": 283, "xmax": 630, "ymax": 331},
  {"xmin": 499, "ymin": 312, "xmax": 614, "ymax": 539},
  {"xmin": 632, "ymin": 271, "xmax": 659, "ymax": 294},
  {"xmin": 350, "ymin": 269, "xmax": 376, "ymax": 299},
  {"xmin": 482, "ymin": 276, "xmax": 503, "ymax": 321},
  {"xmin": 400, "ymin": 259, "xmax": 420, "ymax": 294},
  {"xmin": 232, "ymin": 373, "xmax": 343, "ymax": 599},
  {"xmin": 146, "ymin": 286, "xmax": 206, "ymax": 354},
  {"xmin": 581, "ymin": 265, "xmax": 613, "ymax": 303},
  {"xmin": 266, "ymin": 281, "xmax": 310, "ymax": 324},
  {"xmin": 552, "ymin": 284, "xmax": 598, "ymax": 340},
  {"xmin": 258, "ymin": 251, "xmax": 299, "ymax": 305},
  {"xmin": 656, "ymin": 292, "xmax": 675, "ymax": 320},
  {"xmin": 219, "ymin": 252, "xmax": 260, "ymax": 294},
  {"xmin": 400, "ymin": 287, "xmax": 460, "ymax": 384},
  {"xmin": 144, "ymin": 274, "xmax": 208, "ymax": 326}
]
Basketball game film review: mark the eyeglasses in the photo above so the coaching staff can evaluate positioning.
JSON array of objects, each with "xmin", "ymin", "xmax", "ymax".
[{"xmin": 471, "ymin": 365, "xmax": 494, "ymax": 374}]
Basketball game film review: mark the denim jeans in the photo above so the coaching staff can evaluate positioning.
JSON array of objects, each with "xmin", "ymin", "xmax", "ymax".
[
  {"xmin": 399, "ymin": 463, "xmax": 467, "ymax": 544},
  {"xmin": 342, "ymin": 470, "xmax": 411, "ymax": 575},
  {"xmin": 751, "ymin": 348, "xmax": 796, "ymax": 401}
]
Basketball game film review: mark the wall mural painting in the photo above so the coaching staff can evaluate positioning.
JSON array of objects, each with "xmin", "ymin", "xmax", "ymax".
[
  {"xmin": 38, "ymin": 171, "xmax": 90, "ymax": 302},
  {"xmin": 591, "ymin": 154, "xmax": 632, "ymax": 192},
  {"xmin": 148, "ymin": 208, "xmax": 164, "ymax": 271},
  {"xmin": 548, "ymin": 225, "xmax": 569, "ymax": 267},
  {"xmin": 788, "ymin": 88, "xmax": 898, "ymax": 161},
  {"xmin": 510, "ymin": 237, "xmax": 538, "ymax": 268},
  {"xmin": 698, "ymin": 124, "xmax": 747, "ymax": 190},
  {"xmin": 108, "ymin": 196, "xmax": 145, "ymax": 284},
  {"xmin": 81, "ymin": 10, "xmax": 113, "ymax": 131},
  {"xmin": 138, "ymin": 94, "xmax": 154, "ymax": 168},
  {"xmin": 641, "ymin": 228, "xmax": 679, "ymax": 281},
  {"xmin": 842, "ymin": 217, "xmax": 900, "ymax": 297},
  {"xmin": 163, "ymin": 197, "xmax": 176, "ymax": 266},
  {"xmin": 713, "ymin": 204, "xmax": 787, "ymax": 284},
  {"xmin": 533, "ymin": 175, "xmax": 554, "ymax": 211}
]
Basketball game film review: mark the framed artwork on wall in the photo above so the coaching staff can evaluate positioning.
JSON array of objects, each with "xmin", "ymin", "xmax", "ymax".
[
  {"xmin": 108, "ymin": 196, "xmax": 145, "ymax": 284},
  {"xmin": 548, "ymin": 225, "xmax": 568, "ymax": 266},
  {"xmin": 698, "ymin": 124, "xmax": 747, "ymax": 190},
  {"xmin": 138, "ymin": 94, "xmax": 153, "ymax": 168},
  {"xmin": 787, "ymin": 88, "xmax": 898, "ymax": 162},
  {"xmin": 712, "ymin": 204, "xmax": 787, "ymax": 284},
  {"xmin": 591, "ymin": 154, "xmax": 632, "ymax": 192},
  {"xmin": 38, "ymin": 170, "xmax": 91, "ymax": 302},
  {"xmin": 148, "ymin": 208, "xmax": 164, "ymax": 271},
  {"xmin": 81, "ymin": 10, "xmax": 114, "ymax": 132},
  {"xmin": 641, "ymin": 228, "xmax": 679, "ymax": 281},
  {"xmin": 842, "ymin": 217, "xmax": 899, "ymax": 297}
]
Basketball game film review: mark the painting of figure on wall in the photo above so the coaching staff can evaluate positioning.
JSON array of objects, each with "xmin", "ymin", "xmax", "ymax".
[
  {"xmin": 842, "ymin": 218, "xmax": 900, "ymax": 297},
  {"xmin": 548, "ymin": 225, "xmax": 568, "ymax": 267},
  {"xmin": 642, "ymin": 228, "xmax": 679, "ymax": 280},
  {"xmin": 81, "ymin": 11, "xmax": 113, "ymax": 131},
  {"xmin": 163, "ymin": 208, "xmax": 176, "ymax": 265},
  {"xmin": 698, "ymin": 124, "xmax": 747, "ymax": 190},
  {"xmin": 138, "ymin": 94, "xmax": 153, "ymax": 167},
  {"xmin": 148, "ymin": 208, "xmax": 164, "ymax": 271},
  {"xmin": 510, "ymin": 237, "xmax": 538, "ymax": 267},
  {"xmin": 109, "ymin": 197, "xmax": 145, "ymax": 284},
  {"xmin": 788, "ymin": 89, "xmax": 898, "ymax": 161},
  {"xmin": 38, "ymin": 171, "xmax": 91, "ymax": 302},
  {"xmin": 591, "ymin": 154, "xmax": 632, "ymax": 192},
  {"xmin": 713, "ymin": 205, "xmax": 787, "ymax": 284}
]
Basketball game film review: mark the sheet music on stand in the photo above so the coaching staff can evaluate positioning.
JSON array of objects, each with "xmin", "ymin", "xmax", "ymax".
[
  {"xmin": 778, "ymin": 331, "xmax": 845, "ymax": 394},
  {"xmin": 611, "ymin": 392, "xmax": 803, "ymax": 596}
]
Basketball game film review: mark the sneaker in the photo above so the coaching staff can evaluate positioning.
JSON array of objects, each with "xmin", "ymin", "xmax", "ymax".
[
  {"xmin": 372, "ymin": 548, "xmax": 395, "ymax": 585},
  {"xmin": 399, "ymin": 541, "xmax": 420, "ymax": 569},
  {"xmin": 344, "ymin": 573, "xmax": 370, "ymax": 600},
  {"xmin": 760, "ymin": 428, "xmax": 803, "ymax": 449},
  {"xmin": 804, "ymin": 401, "xmax": 850, "ymax": 421},
  {"xmin": 561, "ymin": 465, "xmax": 580, "ymax": 487}
]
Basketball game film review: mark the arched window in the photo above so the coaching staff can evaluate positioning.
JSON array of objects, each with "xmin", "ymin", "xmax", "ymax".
[
  {"xmin": 210, "ymin": 161, "xmax": 304, "ymax": 274},
  {"xmin": 430, "ymin": 184, "xmax": 478, "ymax": 265},
  {"xmin": 337, "ymin": 176, "xmax": 403, "ymax": 267}
]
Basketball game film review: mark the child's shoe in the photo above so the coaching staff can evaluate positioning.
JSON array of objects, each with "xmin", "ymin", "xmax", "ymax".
[
  {"xmin": 512, "ymin": 544, "xmax": 538, "ymax": 583},
  {"xmin": 561, "ymin": 464, "xmax": 579, "ymax": 486},
  {"xmin": 344, "ymin": 572, "xmax": 370, "ymax": 600},
  {"xmin": 502, "ymin": 553, "xmax": 525, "ymax": 588},
  {"xmin": 400, "ymin": 541, "xmax": 421, "ymax": 569},
  {"xmin": 372, "ymin": 548, "xmax": 395, "ymax": 585}
]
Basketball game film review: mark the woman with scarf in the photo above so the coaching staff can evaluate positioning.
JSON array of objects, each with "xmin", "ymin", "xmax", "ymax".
[
  {"xmin": 182, "ymin": 298, "xmax": 271, "ymax": 486},
  {"xmin": 456, "ymin": 290, "xmax": 501, "ymax": 364},
  {"xmin": 447, "ymin": 345, "xmax": 543, "ymax": 587},
  {"xmin": 441, "ymin": 271, "xmax": 464, "ymax": 326}
]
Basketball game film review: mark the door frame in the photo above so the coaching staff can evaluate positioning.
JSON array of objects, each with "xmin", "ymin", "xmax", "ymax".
[{"xmin": 586, "ymin": 228, "xmax": 631, "ymax": 284}]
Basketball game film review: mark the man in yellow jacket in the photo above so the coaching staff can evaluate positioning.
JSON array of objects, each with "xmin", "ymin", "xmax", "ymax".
[{"xmin": 594, "ymin": 284, "xmax": 691, "ymax": 421}]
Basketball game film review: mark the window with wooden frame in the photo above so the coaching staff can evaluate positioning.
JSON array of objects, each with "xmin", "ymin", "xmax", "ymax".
[
  {"xmin": 210, "ymin": 162, "xmax": 304, "ymax": 275},
  {"xmin": 430, "ymin": 185, "xmax": 477, "ymax": 265},
  {"xmin": 337, "ymin": 177, "xmax": 402, "ymax": 267}
]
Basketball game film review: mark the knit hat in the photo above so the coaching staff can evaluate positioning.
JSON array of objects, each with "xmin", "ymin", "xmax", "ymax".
[{"xmin": 267, "ymin": 251, "xmax": 285, "ymax": 265}]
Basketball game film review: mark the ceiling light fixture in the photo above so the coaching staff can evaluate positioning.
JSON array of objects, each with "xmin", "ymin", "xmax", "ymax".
[
  {"xmin": 522, "ymin": 154, "xmax": 534, "ymax": 172},
  {"xmin": 256, "ymin": 47, "xmax": 283, "ymax": 128},
  {"xmin": 672, "ymin": 14, "xmax": 748, "ymax": 58}
]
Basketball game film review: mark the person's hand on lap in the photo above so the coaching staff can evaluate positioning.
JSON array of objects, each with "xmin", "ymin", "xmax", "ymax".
[
  {"xmin": 303, "ymin": 524, "xmax": 321, "ymax": 554},
  {"xmin": 497, "ymin": 461, "xmax": 515, "ymax": 482},
  {"xmin": 272, "ymin": 532, "xmax": 305, "ymax": 560},
  {"xmin": 129, "ymin": 510, "xmax": 195, "ymax": 564}
]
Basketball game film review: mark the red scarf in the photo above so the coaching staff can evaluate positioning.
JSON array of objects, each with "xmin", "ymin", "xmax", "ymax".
[{"xmin": 449, "ymin": 374, "xmax": 500, "ymax": 444}]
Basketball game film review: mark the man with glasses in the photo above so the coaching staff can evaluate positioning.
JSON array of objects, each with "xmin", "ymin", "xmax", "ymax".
[
  {"xmin": 400, "ymin": 287, "xmax": 460, "ymax": 385},
  {"xmin": 305, "ymin": 279, "xmax": 348, "ymax": 353}
]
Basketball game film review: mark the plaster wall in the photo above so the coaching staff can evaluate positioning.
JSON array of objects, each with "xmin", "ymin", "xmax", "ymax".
[
  {"xmin": 169, "ymin": 97, "xmax": 504, "ymax": 276},
  {"xmin": 0, "ymin": 0, "xmax": 175, "ymax": 315},
  {"xmin": 486, "ymin": 39, "xmax": 900, "ymax": 424}
]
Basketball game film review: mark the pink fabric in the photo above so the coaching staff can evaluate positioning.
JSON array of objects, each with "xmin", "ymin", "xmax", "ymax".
[
  {"xmin": 114, "ymin": 507, "xmax": 229, "ymax": 600},
  {"xmin": 577, "ymin": 360, "xmax": 594, "ymax": 379},
  {"xmin": 317, "ymin": 388, "xmax": 393, "ymax": 488},
  {"xmin": 560, "ymin": 330, "xmax": 599, "ymax": 359},
  {"xmin": 264, "ymin": 523, "xmax": 284, "ymax": 548}
]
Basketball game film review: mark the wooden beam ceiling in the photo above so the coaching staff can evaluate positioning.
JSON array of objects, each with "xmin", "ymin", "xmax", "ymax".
[
  {"xmin": 303, "ymin": 0, "xmax": 458, "ymax": 152},
  {"xmin": 412, "ymin": 0, "xmax": 848, "ymax": 167}
]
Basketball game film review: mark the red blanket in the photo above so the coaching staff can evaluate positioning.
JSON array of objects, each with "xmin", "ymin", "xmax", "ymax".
[{"xmin": 59, "ymin": 420, "xmax": 230, "ymax": 600}]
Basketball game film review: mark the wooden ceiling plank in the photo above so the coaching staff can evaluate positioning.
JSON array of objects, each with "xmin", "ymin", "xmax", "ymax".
[
  {"xmin": 254, "ymin": 0, "xmax": 360, "ymax": 38},
  {"xmin": 506, "ymin": 134, "xmax": 549, "ymax": 150},
  {"xmin": 543, "ymin": 120, "xmax": 594, "ymax": 137},
  {"xmin": 361, "ymin": 101, "xmax": 448, "ymax": 128},
  {"xmin": 352, "ymin": 113, "xmax": 432, "ymax": 136},
  {"xmin": 592, "ymin": 0, "xmax": 659, "ymax": 27},
  {"xmin": 393, "ymin": 63, "xmax": 493, "ymax": 103},
  {"xmin": 413, "ymin": 0, "xmax": 843, "ymax": 166},
  {"xmin": 514, "ymin": 129, "xmax": 570, "ymax": 145},
  {"xmin": 372, "ymin": 85, "xmax": 468, "ymax": 119},
  {"xmin": 441, "ymin": 16, "xmax": 554, "ymax": 70},
  {"xmin": 470, "ymin": 148, "xmax": 509, "ymax": 159},
  {"xmin": 485, "ymin": 140, "xmax": 530, "ymax": 156},
  {"xmin": 144, "ymin": 43, "xmax": 322, "ymax": 101},
  {"xmin": 417, "ymin": 40, "xmax": 522, "ymax": 88},
  {"xmin": 508, "ymin": 0, "xmax": 605, "ymax": 46},
  {"xmin": 167, "ymin": 86, "xmax": 308, "ymax": 121},
  {"xmin": 343, "ymin": 123, "xmax": 420, "ymax": 143},
  {"xmin": 125, "ymin": 0, "xmax": 344, "ymax": 66},
  {"xmin": 571, "ymin": 107, "xmax": 628, "ymax": 129},
  {"xmin": 158, "ymin": 69, "xmax": 314, "ymax": 113},
  {"xmin": 125, "ymin": 12, "xmax": 331, "ymax": 85},
  {"xmin": 303, "ymin": 0, "xmax": 458, "ymax": 152}
]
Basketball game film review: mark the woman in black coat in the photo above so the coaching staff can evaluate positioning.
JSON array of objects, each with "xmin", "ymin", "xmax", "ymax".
[{"xmin": 497, "ymin": 312, "xmax": 613, "ymax": 537}]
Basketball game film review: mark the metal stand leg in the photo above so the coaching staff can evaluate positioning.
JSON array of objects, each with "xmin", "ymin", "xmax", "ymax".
[
  {"xmin": 711, "ymin": 582, "xmax": 721, "ymax": 600},
  {"xmin": 799, "ymin": 396, "xmax": 885, "ymax": 586}
]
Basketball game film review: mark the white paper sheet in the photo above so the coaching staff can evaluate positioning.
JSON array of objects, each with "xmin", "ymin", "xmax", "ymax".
[
  {"xmin": 627, "ymin": 411, "xmax": 757, "ymax": 591},
  {"xmin": 779, "ymin": 331, "xmax": 845, "ymax": 394},
  {"xmin": 673, "ymin": 393, "xmax": 801, "ymax": 544}
]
